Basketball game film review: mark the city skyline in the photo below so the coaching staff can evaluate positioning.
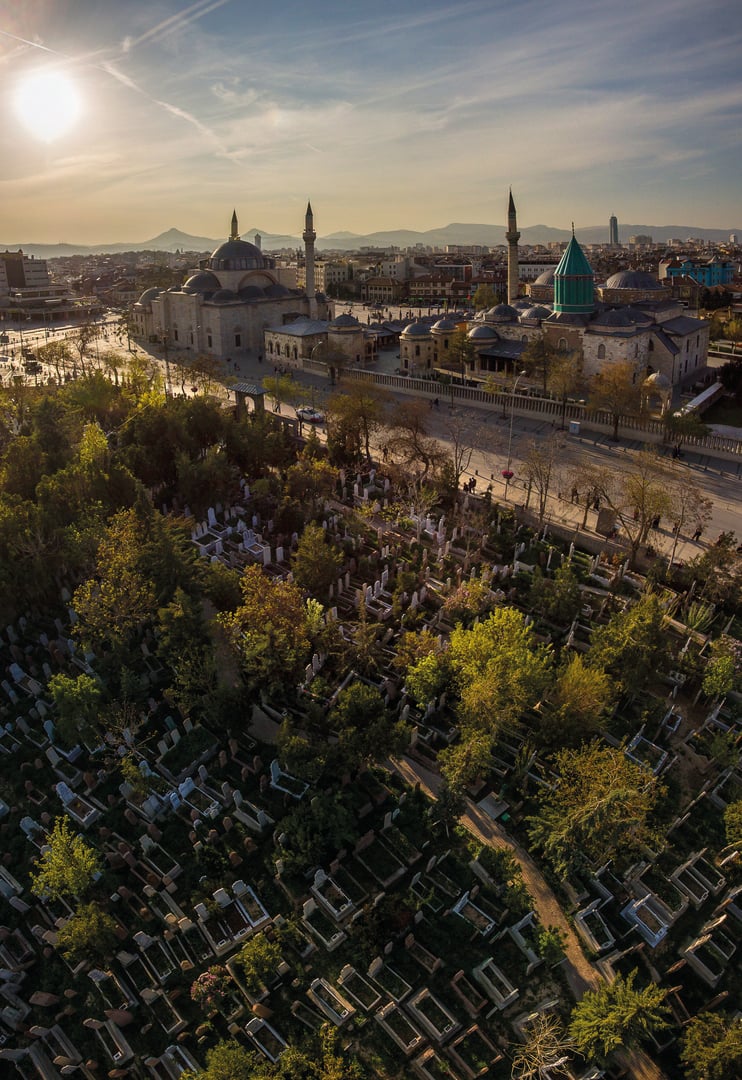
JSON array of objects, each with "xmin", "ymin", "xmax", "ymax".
[{"xmin": 1, "ymin": 0, "xmax": 741, "ymax": 245}]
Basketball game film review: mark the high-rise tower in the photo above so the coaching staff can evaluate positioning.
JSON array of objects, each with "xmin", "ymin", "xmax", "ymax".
[
  {"xmin": 303, "ymin": 201, "xmax": 317, "ymax": 318},
  {"xmin": 506, "ymin": 189, "xmax": 520, "ymax": 304},
  {"xmin": 609, "ymin": 214, "xmax": 618, "ymax": 246}
]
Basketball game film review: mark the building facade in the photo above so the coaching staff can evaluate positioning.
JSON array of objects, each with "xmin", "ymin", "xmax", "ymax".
[{"xmin": 132, "ymin": 207, "xmax": 332, "ymax": 360}]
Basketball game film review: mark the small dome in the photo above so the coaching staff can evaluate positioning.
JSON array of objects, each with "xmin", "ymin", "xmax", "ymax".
[
  {"xmin": 182, "ymin": 271, "xmax": 221, "ymax": 294},
  {"xmin": 644, "ymin": 371, "xmax": 671, "ymax": 390},
  {"xmin": 468, "ymin": 324, "xmax": 498, "ymax": 340},
  {"xmin": 606, "ymin": 270, "xmax": 663, "ymax": 290},
  {"xmin": 330, "ymin": 313, "xmax": 360, "ymax": 328},
  {"xmin": 487, "ymin": 303, "xmax": 518, "ymax": 322},
  {"xmin": 519, "ymin": 305, "xmax": 551, "ymax": 321},
  {"xmin": 262, "ymin": 283, "xmax": 290, "ymax": 298},
  {"xmin": 593, "ymin": 308, "xmax": 635, "ymax": 328},
  {"xmin": 431, "ymin": 317, "xmax": 458, "ymax": 332},
  {"xmin": 210, "ymin": 289, "xmax": 238, "ymax": 304},
  {"xmin": 238, "ymin": 285, "xmax": 264, "ymax": 300},
  {"xmin": 401, "ymin": 321, "xmax": 432, "ymax": 337},
  {"xmin": 136, "ymin": 287, "xmax": 161, "ymax": 307},
  {"xmin": 534, "ymin": 266, "xmax": 557, "ymax": 285},
  {"xmin": 622, "ymin": 306, "xmax": 654, "ymax": 324}
]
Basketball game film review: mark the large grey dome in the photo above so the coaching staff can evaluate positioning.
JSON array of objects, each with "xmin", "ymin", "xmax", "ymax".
[
  {"xmin": 519, "ymin": 305, "xmax": 551, "ymax": 321},
  {"xmin": 210, "ymin": 288, "xmax": 238, "ymax": 304},
  {"xmin": 330, "ymin": 313, "xmax": 360, "ymax": 328},
  {"xmin": 431, "ymin": 317, "xmax": 458, "ymax": 332},
  {"xmin": 533, "ymin": 266, "xmax": 557, "ymax": 286},
  {"xmin": 606, "ymin": 270, "xmax": 663, "ymax": 291},
  {"xmin": 207, "ymin": 238, "xmax": 267, "ymax": 272},
  {"xmin": 262, "ymin": 283, "xmax": 290, "ymax": 298}
]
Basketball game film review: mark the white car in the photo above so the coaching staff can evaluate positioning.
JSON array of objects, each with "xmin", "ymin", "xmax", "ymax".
[{"xmin": 295, "ymin": 405, "xmax": 325, "ymax": 423}]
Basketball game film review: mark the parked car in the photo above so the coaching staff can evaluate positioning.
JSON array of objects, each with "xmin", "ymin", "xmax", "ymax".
[{"xmin": 295, "ymin": 405, "xmax": 325, "ymax": 423}]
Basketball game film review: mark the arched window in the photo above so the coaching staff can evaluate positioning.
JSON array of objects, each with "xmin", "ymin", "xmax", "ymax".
[
  {"xmin": 648, "ymin": 339, "xmax": 654, "ymax": 352},
  {"xmin": 444, "ymin": 338, "xmax": 449, "ymax": 349},
  {"xmin": 415, "ymin": 345, "xmax": 420, "ymax": 357},
  {"xmin": 521, "ymin": 335, "xmax": 528, "ymax": 344},
  {"xmin": 597, "ymin": 344, "xmax": 606, "ymax": 359},
  {"xmin": 558, "ymin": 337, "xmax": 567, "ymax": 350}
]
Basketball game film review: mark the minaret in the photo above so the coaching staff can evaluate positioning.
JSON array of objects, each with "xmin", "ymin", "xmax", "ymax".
[
  {"xmin": 230, "ymin": 208, "xmax": 239, "ymax": 241},
  {"xmin": 303, "ymin": 200, "xmax": 317, "ymax": 317},
  {"xmin": 506, "ymin": 189, "xmax": 520, "ymax": 304}
]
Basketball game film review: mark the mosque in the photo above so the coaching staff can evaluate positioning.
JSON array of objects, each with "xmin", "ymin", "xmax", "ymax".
[
  {"xmin": 400, "ymin": 194, "xmax": 710, "ymax": 399},
  {"xmin": 131, "ymin": 205, "xmax": 333, "ymax": 361}
]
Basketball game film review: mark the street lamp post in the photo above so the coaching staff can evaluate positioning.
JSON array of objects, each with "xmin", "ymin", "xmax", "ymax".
[{"xmin": 502, "ymin": 368, "xmax": 527, "ymax": 501}]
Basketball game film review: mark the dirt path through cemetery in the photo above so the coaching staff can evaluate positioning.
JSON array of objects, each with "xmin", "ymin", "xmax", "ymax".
[{"xmin": 390, "ymin": 756, "xmax": 666, "ymax": 1080}]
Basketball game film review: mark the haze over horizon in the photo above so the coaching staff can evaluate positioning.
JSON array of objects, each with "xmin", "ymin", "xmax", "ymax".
[{"xmin": 1, "ymin": 0, "xmax": 740, "ymax": 245}]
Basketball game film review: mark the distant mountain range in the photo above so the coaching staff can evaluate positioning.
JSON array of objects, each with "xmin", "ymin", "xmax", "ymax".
[{"xmin": 3, "ymin": 221, "xmax": 739, "ymax": 260}]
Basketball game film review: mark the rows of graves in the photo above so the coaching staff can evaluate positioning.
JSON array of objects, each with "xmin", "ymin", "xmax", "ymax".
[{"xmin": 0, "ymin": 463, "xmax": 739, "ymax": 1077}]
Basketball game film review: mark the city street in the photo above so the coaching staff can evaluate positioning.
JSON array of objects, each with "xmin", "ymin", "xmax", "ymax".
[{"xmin": 2, "ymin": 316, "xmax": 740, "ymax": 566}]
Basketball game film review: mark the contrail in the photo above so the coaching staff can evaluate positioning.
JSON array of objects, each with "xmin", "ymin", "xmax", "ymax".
[{"xmin": 124, "ymin": 0, "xmax": 233, "ymax": 51}]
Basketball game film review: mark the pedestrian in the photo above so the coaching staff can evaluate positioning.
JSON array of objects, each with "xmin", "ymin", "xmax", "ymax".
[
  {"xmin": 692, "ymin": 525, "xmax": 703, "ymax": 542},
  {"xmin": 571, "ymin": 487, "xmax": 579, "ymax": 503},
  {"xmin": 651, "ymin": 515, "xmax": 661, "ymax": 530},
  {"xmin": 434, "ymin": 397, "xmax": 439, "ymax": 408}
]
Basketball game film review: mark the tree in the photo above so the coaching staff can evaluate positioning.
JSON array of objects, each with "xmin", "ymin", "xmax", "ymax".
[
  {"xmin": 30, "ymin": 816, "xmax": 102, "ymax": 900},
  {"xmin": 37, "ymin": 339, "xmax": 72, "ymax": 382},
  {"xmin": 547, "ymin": 349, "xmax": 584, "ymax": 429},
  {"xmin": 182, "ymin": 1040, "xmax": 257, "ymax": 1080},
  {"xmin": 47, "ymin": 672, "xmax": 103, "ymax": 747},
  {"xmin": 386, "ymin": 400, "xmax": 447, "ymax": 488},
  {"xmin": 327, "ymin": 380, "xmax": 389, "ymax": 462},
  {"xmin": 449, "ymin": 607, "xmax": 553, "ymax": 736},
  {"xmin": 680, "ymin": 1011, "xmax": 742, "ymax": 1080},
  {"xmin": 588, "ymin": 592, "xmax": 667, "ymax": 696},
  {"xmin": 522, "ymin": 335, "xmax": 559, "ymax": 396},
  {"xmin": 72, "ymin": 507, "xmax": 157, "ymax": 656},
  {"xmin": 664, "ymin": 409, "xmax": 710, "ymax": 449},
  {"xmin": 724, "ymin": 799, "xmax": 742, "ymax": 848},
  {"xmin": 539, "ymin": 653, "xmax": 614, "ymax": 747},
  {"xmin": 328, "ymin": 681, "xmax": 405, "ymax": 772},
  {"xmin": 217, "ymin": 564, "xmax": 311, "ymax": 696},
  {"xmin": 292, "ymin": 523, "xmax": 344, "ymax": 599},
  {"xmin": 666, "ymin": 470, "xmax": 713, "ymax": 566},
  {"xmin": 56, "ymin": 902, "xmax": 118, "ymax": 963},
  {"xmin": 439, "ymin": 727, "xmax": 494, "ymax": 793},
  {"xmin": 285, "ymin": 456, "xmax": 337, "ymax": 514},
  {"xmin": 568, "ymin": 969, "xmax": 669, "ymax": 1062},
  {"xmin": 236, "ymin": 933, "xmax": 282, "ymax": 994},
  {"xmin": 472, "ymin": 284, "xmax": 497, "ymax": 310},
  {"xmin": 528, "ymin": 562, "xmax": 582, "ymax": 625},
  {"xmin": 528, "ymin": 743, "xmax": 664, "ymax": 876},
  {"xmin": 511, "ymin": 1011, "xmax": 575, "ymax": 1079},
  {"xmin": 589, "ymin": 359, "xmax": 643, "ymax": 440},
  {"xmin": 262, "ymin": 373, "xmax": 297, "ymax": 413},
  {"xmin": 405, "ymin": 652, "xmax": 452, "ymax": 708},
  {"xmin": 522, "ymin": 435, "xmax": 563, "ymax": 524}
]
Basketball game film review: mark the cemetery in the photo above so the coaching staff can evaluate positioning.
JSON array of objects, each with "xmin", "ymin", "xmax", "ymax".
[{"xmin": 0, "ymin": 381, "xmax": 739, "ymax": 1079}]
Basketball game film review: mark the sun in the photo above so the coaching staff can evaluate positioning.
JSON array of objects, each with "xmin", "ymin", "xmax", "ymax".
[{"xmin": 14, "ymin": 69, "xmax": 83, "ymax": 142}]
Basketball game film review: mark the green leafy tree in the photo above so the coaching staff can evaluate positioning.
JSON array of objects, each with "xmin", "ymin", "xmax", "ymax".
[
  {"xmin": 724, "ymin": 799, "xmax": 742, "ymax": 848},
  {"xmin": 56, "ymin": 902, "xmax": 118, "ymax": 963},
  {"xmin": 439, "ymin": 727, "xmax": 493, "ymax": 793},
  {"xmin": 528, "ymin": 742, "xmax": 664, "ymax": 876},
  {"xmin": 292, "ymin": 523, "xmax": 344, "ymax": 599},
  {"xmin": 538, "ymin": 925, "xmax": 567, "ymax": 966},
  {"xmin": 328, "ymin": 681, "xmax": 405, "ymax": 772},
  {"xmin": 327, "ymin": 380, "xmax": 389, "ymax": 462},
  {"xmin": 285, "ymin": 456, "xmax": 337, "ymax": 513},
  {"xmin": 218, "ymin": 564, "xmax": 311, "ymax": 696},
  {"xmin": 449, "ymin": 607, "xmax": 553, "ymax": 736},
  {"xmin": 528, "ymin": 562, "xmax": 582, "ymax": 625},
  {"xmin": 182, "ymin": 1039, "xmax": 257, "ymax": 1080},
  {"xmin": 568, "ymin": 969, "xmax": 669, "ymax": 1062},
  {"xmin": 680, "ymin": 1011, "xmax": 742, "ymax": 1080},
  {"xmin": 588, "ymin": 592, "xmax": 667, "ymax": 696},
  {"xmin": 30, "ymin": 816, "xmax": 102, "ymax": 900},
  {"xmin": 538, "ymin": 653, "xmax": 614, "ymax": 747},
  {"xmin": 277, "ymin": 791, "xmax": 358, "ymax": 874},
  {"xmin": 47, "ymin": 672, "xmax": 102, "ymax": 747},
  {"xmin": 472, "ymin": 284, "xmax": 497, "ymax": 310},
  {"xmin": 405, "ymin": 651, "xmax": 452, "ymax": 708},
  {"xmin": 236, "ymin": 932, "xmax": 282, "ymax": 994}
]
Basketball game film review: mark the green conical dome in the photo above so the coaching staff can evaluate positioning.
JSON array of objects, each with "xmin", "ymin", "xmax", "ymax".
[{"xmin": 553, "ymin": 234, "xmax": 594, "ymax": 314}]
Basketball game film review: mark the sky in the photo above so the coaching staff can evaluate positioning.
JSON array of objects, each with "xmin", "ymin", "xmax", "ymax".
[{"xmin": 0, "ymin": 0, "xmax": 740, "ymax": 244}]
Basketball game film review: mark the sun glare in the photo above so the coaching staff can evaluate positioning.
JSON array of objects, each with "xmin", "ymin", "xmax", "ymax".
[{"xmin": 14, "ymin": 69, "xmax": 83, "ymax": 142}]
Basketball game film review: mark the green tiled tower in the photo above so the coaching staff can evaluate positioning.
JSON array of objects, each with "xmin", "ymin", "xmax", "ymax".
[{"xmin": 553, "ymin": 228, "xmax": 594, "ymax": 314}]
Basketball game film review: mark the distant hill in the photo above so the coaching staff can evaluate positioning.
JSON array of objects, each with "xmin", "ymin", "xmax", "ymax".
[{"xmin": 3, "ymin": 221, "xmax": 739, "ymax": 260}]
